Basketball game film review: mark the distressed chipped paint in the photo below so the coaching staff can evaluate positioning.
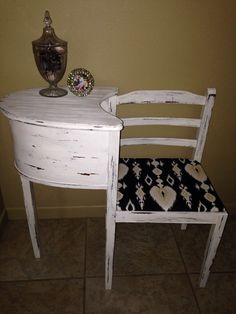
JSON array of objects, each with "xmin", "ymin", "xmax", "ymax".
[
  {"xmin": 10, "ymin": 121, "xmax": 112, "ymax": 187},
  {"xmin": 0, "ymin": 87, "xmax": 123, "ymax": 273},
  {"xmin": 103, "ymin": 89, "xmax": 228, "ymax": 290}
]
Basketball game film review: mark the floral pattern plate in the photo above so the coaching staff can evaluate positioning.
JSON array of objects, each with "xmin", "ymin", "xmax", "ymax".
[{"xmin": 67, "ymin": 68, "xmax": 95, "ymax": 96}]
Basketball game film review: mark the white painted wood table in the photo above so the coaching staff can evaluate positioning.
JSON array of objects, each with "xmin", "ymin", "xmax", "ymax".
[{"xmin": 0, "ymin": 87, "xmax": 122, "ymax": 284}]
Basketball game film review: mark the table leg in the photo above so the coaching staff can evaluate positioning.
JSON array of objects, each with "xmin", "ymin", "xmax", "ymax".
[
  {"xmin": 20, "ymin": 175, "xmax": 40, "ymax": 258},
  {"xmin": 105, "ymin": 132, "xmax": 120, "ymax": 289},
  {"xmin": 105, "ymin": 207, "xmax": 116, "ymax": 289}
]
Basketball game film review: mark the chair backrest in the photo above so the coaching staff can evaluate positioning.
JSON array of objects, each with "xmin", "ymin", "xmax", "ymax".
[{"xmin": 101, "ymin": 89, "xmax": 216, "ymax": 162}]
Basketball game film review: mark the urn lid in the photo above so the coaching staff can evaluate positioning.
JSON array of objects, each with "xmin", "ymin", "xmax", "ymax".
[{"xmin": 32, "ymin": 11, "xmax": 67, "ymax": 48}]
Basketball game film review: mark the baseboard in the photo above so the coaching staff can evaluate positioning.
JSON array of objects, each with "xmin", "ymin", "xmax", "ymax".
[
  {"xmin": 7, "ymin": 205, "xmax": 106, "ymax": 220},
  {"xmin": 0, "ymin": 209, "xmax": 8, "ymax": 230},
  {"xmin": 6, "ymin": 203, "xmax": 236, "ymax": 220}
]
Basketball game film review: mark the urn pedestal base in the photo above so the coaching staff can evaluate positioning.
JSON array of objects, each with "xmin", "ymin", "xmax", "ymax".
[{"xmin": 39, "ymin": 86, "xmax": 68, "ymax": 97}]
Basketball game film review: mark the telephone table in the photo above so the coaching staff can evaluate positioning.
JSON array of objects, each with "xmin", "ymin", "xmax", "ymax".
[{"xmin": 0, "ymin": 87, "xmax": 122, "ymax": 288}]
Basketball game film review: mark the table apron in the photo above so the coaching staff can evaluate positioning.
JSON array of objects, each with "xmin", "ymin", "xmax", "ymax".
[{"xmin": 10, "ymin": 121, "xmax": 110, "ymax": 187}]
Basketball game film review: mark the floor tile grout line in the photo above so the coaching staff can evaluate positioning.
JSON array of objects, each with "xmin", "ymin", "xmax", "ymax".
[
  {"xmin": 84, "ymin": 272, "xmax": 204, "ymax": 281},
  {"xmin": 0, "ymin": 276, "xmax": 85, "ymax": 284},
  {"xmin": 170, "ymin": 224, "xmax": 202, "ymax": 314},
  {"xmin": 85, "ymin": 271, "xmax": 198, "ymax": 279},
  {"xmin": 0, "ymin": 270, "xmax": 235, "ymax": 285}
]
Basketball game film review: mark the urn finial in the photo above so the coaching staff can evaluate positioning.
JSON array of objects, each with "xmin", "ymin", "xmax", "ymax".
[{"xmin": 43, "ymin": 11, "xmax": 52, "ymax": 28}]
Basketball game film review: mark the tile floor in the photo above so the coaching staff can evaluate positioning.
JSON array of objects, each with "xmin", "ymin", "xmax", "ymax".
[{"xmin": 0, "ymin": 215, "xmax": 235, "ymax": 314}]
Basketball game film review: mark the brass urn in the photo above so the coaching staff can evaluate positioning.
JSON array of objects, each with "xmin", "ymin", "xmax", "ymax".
[{"xmin": 32, "ymin": 11, "xmax": 68, "ymax": 97}]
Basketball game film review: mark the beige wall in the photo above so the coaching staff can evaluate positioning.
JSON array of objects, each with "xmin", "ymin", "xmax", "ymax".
[{"xmin": 0, "ymin": 0, "xmax": 235, "ymax": 218}]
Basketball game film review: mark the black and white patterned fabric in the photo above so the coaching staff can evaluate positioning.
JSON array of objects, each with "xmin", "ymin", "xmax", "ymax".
[{"xmin": 117, "ymin": 158, "xmax": 225, "ymax": 212}]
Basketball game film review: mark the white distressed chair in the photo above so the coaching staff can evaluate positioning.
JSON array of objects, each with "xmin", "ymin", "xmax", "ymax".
[{"xmin": 101, "ymin": 89, "xmax": 227, "ymax": 289}]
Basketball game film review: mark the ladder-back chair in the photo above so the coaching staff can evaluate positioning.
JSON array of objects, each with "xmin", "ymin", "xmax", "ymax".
[{"xmin": 101, "ymin": 88, "xmax": 227, "ymax": 290}]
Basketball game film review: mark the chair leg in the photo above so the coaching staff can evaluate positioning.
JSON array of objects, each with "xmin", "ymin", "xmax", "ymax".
[
  {"xmin": 20, "ymin": 175, "xmax": 40, "ymax": 258},
  {"xmin": 105, "ymin": 212, "xmax": 116, "ymax": 289},
  {"xmin": 181, "ymin": 223, "xmax": 187, "ymax": 230},
  {"xmin": 199, "ymin": 214, "xmax": 227, "ymax": 287}
]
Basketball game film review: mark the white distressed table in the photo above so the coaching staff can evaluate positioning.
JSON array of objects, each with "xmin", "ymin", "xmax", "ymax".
[{"xmin": 0, "ymin": 87, "xmax": 122, "ymax": 274}]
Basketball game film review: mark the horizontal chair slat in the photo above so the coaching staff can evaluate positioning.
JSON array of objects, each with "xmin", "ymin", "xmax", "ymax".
[
  {"xmin": 123, "ymin": 117, "xmax": 201, "ymax": 127},
  {"xmin": 121, "ymin": 137, "xmax": 197, "ymax": 147},
  {"xmin": 117, "ymin": 90, "xmax": 206, "ymax": 105}
]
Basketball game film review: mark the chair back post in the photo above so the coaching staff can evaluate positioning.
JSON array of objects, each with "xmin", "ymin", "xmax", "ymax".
[
  {"xmin": 100, "ymin": 95, "xmax": 118, "ymax": 116},
  {"xmin": 108, "ymin": 95, "xmax": 119, "ymax": 115},
  {"xmin": 193, "ymin": 88, "xmax": 216, "ymax": 162}
]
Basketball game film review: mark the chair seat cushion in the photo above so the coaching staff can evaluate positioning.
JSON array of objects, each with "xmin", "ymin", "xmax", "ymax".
[{"xmin": 117, "ymin": 158, "xmax": 225, "ymax": 212}]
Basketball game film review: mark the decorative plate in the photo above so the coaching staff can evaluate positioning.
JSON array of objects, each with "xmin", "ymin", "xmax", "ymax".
[{"xmin": 67, "ymin": 68, "xmax": 95, "ymax": 96}]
